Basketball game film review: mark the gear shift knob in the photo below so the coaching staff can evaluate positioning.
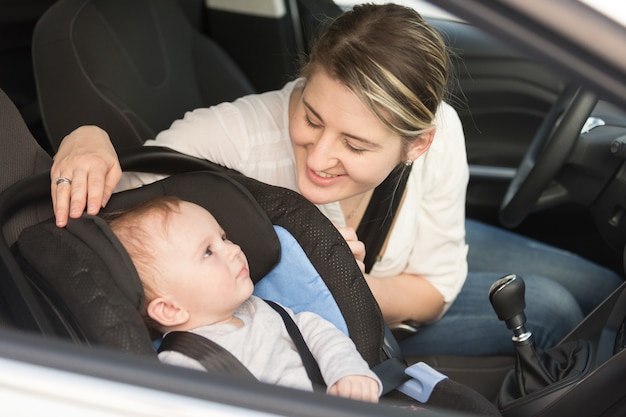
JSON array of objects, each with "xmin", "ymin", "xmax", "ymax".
[
  {"xmin": 489, "ymin": 274, "xmax": 589, "ymax": 400},
  {"xmin": 489, "ymin": 274, "xmax": 532, "ymax": 343}
]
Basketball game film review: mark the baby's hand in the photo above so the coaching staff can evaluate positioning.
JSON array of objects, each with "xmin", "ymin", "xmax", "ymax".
[{"xmin": 327, "ymin": 375, "xmax": 379, "ymax": 403}]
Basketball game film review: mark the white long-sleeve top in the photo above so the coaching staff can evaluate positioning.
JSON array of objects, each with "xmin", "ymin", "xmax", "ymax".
[
  {"xmin": 120, "ymin": 79, "xmax": 469, "ymax": 313},
  {"xmin": 158, "ymin": 296, "xmax": 382, "ymax": 394}
]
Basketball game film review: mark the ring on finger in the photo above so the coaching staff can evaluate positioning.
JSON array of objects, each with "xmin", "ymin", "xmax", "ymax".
[{"xmin": 55, "ymin": 177, "xmax": 72, "ymax": 186}]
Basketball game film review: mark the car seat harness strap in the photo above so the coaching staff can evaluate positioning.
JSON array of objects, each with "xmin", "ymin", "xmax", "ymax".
[
  {"xmin": 158, "ymin": 330, "xmax": 256, "ymax": 379},
  {"xmin": 158, "ymin": 299, "xmax": 326, "ymax": 392},
  {"xmin": 265, "ymin": 300, "xmax": 327, "ymax": 391}
]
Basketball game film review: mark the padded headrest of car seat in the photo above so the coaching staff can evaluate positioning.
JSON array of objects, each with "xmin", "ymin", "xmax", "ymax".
[
  {"xmin": 18, "ymin": 214, "xmax": 155, "ymax": 354},
  {"xmin": 16, "ymin": 171, "xmax": 280, "ymax": 354},
  {"xmin": 102, "ymin": 171, "xmax": 281, "ymax": 283}
]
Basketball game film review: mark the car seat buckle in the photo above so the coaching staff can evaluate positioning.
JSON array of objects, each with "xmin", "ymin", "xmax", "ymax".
[{"xmin": 396, "ymin": 362, "xmax": 448, "ymax": 403}]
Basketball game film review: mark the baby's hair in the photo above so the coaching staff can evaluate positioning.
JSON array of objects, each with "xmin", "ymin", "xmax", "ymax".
[{"xmin": 104, "ymin": 196, "xmax": 183, "ymax": 333}]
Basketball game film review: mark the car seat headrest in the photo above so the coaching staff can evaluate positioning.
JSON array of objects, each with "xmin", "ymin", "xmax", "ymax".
[
  {"xmin": 15, "ymin": 171, "xmax": 280, "ymax": 353},
  {"xmin": 69, "ymin": 214, "xmax": 145, "ymax": 309},
  {"xmin": 103, "ymin": 171, "xmax": 280, "ymax": 283},
  {"xmin": 17, "ymin": 214, "xmax": 155, "ymax": 354}
]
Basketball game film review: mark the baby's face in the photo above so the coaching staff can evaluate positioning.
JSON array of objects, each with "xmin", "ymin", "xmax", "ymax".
[{"xmin": 155, "ymin": 201, "xmax": 253, "ymax": 327}]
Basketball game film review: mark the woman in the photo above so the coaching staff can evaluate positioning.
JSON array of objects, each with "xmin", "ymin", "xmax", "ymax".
[{"xmin": 50, "ymin": 3, "xmax": 622, "ymax": 356}]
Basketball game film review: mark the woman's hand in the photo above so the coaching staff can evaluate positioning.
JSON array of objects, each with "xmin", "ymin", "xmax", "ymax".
[
  {"xmin": 335, "ymin": 225, "xmax": 366, "ymax": 274},
  {"xmin": 328, "ymin": 375, "xmax": 380, "ymax": 403},
  {"xmin": 50, "ymin": 125, "xmax": 122, "ymax": 227}
]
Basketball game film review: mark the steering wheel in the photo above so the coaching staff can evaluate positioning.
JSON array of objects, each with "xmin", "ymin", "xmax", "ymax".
[{"xmin": 499, "ymin": 83, "xmax": 598, "ymax": 228}]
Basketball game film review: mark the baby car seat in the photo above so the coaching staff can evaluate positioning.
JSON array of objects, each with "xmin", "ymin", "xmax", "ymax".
[
  {"xmin": 16, "ymin": 169, "xmax": 384, "ymax": 359},
  {"xmin": 9, "ymin": 167, "xmax": 497, "ymax": 415}
]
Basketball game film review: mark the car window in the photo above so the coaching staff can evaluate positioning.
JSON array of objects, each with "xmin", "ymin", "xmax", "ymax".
[{"xmin": 578, "ymin": 0, "xmax": 626, "ymax": 25}]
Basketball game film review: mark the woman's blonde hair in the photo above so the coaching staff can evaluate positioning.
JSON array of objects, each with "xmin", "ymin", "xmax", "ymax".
[{"xmin": 300, "ymin": 3, "xmax": 449, "ymax": 146}]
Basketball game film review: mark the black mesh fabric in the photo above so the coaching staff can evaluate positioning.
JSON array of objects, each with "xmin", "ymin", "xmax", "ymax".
[{"xmin": 17, "ymin": 217, "xmax": 155, "ymax": 355}]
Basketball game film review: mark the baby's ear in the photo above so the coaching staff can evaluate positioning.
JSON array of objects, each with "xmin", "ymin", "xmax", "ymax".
[{"xmin": 147, "ymin": 296, "xmax": 189, "ymax": 327}]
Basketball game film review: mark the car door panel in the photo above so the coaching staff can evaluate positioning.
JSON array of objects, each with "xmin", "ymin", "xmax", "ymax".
[{"xmin": 429, "ymin": 18, "xmax": 566, "ymax": 215}]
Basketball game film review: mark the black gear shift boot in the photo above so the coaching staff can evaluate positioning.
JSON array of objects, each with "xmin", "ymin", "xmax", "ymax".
[
  {"xmin": 498, "ymin": 339, "xmax": 592, "ymax": 406},
  {"xmin": 488, "ymin": 275, "xmax": 593, "ymax": 412}
]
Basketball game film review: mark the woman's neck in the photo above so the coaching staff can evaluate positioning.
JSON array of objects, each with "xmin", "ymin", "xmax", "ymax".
[{"xmin": 341, "ymin": 189, "xmax": 373, "ymax": 229}]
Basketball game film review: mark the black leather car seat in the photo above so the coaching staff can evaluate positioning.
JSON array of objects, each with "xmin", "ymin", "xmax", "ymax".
[
  {"xmin": 0, "ymin": 88, "xmax": 53, "ymax": 331},
  {"xmin": 0, "ymin": 88, "xmax": 52, "ymax": 247},
  {"xmin": 32, "ymin": 0, "xmax": 256, "ymax": 151}
]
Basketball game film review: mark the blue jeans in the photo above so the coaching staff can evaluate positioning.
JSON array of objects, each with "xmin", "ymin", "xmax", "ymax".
[{"xmin": 399, "ymin": 219, "xmax": 623, "ymax": 356}]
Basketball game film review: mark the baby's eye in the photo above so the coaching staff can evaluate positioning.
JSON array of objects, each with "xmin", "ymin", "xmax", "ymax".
[
  {"xmin": 222, "ymin": 232, "xmax": 229, "ymax": 241},
  {"xmin": 204, "ymin": 247, "xmax": 213, "ymax": 258}
]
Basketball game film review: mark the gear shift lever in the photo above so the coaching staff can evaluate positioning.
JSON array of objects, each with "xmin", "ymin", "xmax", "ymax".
[
  {"xmin": 489, "ymin": 274, "xmax": 532, "ymax": 345},
  {"xmin": 489, "ymin": 274, "xmax": 590, "ymax": 401}
]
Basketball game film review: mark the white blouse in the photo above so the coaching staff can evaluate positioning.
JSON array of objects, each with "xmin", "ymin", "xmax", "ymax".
[{"xmin": 119, "ymin": 79, "xmax": 469, "ymax": 312}]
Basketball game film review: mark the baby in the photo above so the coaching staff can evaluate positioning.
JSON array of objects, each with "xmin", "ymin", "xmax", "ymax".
[{"xmin": 106, "ymin": 196, "xmax": 381, "ymax": 402}]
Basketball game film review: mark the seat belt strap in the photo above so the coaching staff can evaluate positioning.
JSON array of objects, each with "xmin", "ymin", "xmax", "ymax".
[
  {"xmin": 372, "ymin": 357, "xmax": 412, "ymax": 395},
  {"xmin": 358, "ymin": 164, "xmax": 411, "ymax": 273},
  {"xmin": 158, "ymin": 331, "xmax": 256, "ymax": 379},
  {"xmin": 264, "ymin": 299, "xmax": 327, "ymax": 392}
]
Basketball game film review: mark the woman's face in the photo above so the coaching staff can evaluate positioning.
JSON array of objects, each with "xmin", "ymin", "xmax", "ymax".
[{"xmin": 289, "ymin": 69, "xmax": 419, "ymax": 205}]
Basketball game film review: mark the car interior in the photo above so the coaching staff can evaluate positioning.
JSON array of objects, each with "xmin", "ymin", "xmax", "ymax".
[
  {"xmin": 0, "ymin": 86, "xmax": 501, "ymax": 416},
  {"xmin": 2, "ymin": 0, "xmax": 626, "ymax": 416}
]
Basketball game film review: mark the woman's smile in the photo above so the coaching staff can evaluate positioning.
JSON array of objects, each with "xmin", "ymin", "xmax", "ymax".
[{"xmin": 307, "ymin": 167, "xmax": 345, "ymax": 185}]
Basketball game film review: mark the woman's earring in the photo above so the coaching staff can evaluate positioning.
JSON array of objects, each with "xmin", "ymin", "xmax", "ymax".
[{"xmin": 405, "ymin": 159, "xmax": 413, "ymax": 167}]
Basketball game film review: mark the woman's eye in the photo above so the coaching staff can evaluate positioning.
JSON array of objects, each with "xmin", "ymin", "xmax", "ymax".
[
  {"xmin": 343, "ymin": 139, "xmax": 366, "ymax": 154},
  {"xmin": 305, "ymin": 115, "xmax": 321, "ymax": 128}
]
